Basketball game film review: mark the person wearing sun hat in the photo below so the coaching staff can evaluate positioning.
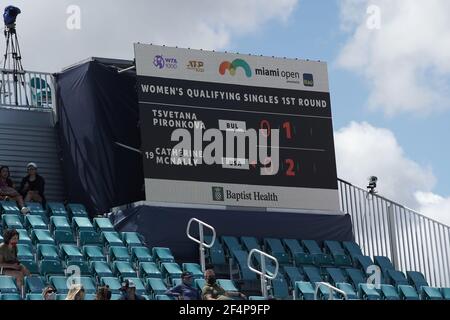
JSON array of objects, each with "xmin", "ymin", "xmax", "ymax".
[
  {"xmin": 19, "ymin": 162, "xmax": 46, "ymax": 206},
  {"xmin": 165, "ymin": 271, "xmax": 201, "ymax": 300}
]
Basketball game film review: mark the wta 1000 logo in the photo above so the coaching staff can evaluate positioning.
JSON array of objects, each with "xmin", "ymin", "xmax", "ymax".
[
  {"xmin": 219, "ymin": 59, "xmax": 252, "ymax": 78},
  {"xmin": 153, "ymin": 55, "xmax": 178, "ymax": 69}
]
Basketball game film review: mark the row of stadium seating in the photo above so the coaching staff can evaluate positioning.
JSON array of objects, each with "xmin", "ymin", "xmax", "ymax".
[{"xmin": 1, "ymin": 200, "xmax": 449, "ymax": 300}]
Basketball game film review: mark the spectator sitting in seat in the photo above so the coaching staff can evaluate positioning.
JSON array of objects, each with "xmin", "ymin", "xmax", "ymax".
[
  {"xmin": 66, "ymin": 284, "xmax": 85, "ymax": 300},
  {"xmin": 0, "ymin": 166, "xmax": 30, "ymax": 214},
  {"xmin": 96, "ymin": 285, "xmax": 112, "ymax": 300},
  {"xmin": 0, "ymin": 229, "xmax": 30, "ymax": 290},
  {"xmin": 165, "ymin": 271, "xmax": 201, "ymax": 300},
  {"xmin": 119, "ymin": 279, "xmax": 145, "ymax": 300},
  {"xmin": 42, "ymin": 285, "xmax": 57, "ymax": 300},
  {"xmin": 202, "ymin": 268, "xmax": 246, "ymax": 300},
  {"xmin": 20, "ymin": 163, "xmax": 46, "ymax": 206}
]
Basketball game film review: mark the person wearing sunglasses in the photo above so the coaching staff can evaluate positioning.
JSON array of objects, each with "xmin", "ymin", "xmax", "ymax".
[
  {"xmin": 42, "ymin": 286, "xmax": 57, "ymax": 300},
  {"xmin": 19, "ymin": 162, "xmax": 46, "ymax": 206}
]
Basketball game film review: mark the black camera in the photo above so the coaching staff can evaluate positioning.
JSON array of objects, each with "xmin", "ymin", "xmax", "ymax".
[{"xmin": 4, "ymin": 6, "xmax": 21, "ymax": 27}]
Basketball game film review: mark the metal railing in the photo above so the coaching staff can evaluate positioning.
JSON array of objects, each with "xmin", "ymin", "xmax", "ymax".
[
  {"xmin": 247, "ymin": 249, "xmax": 279, "ymax": 299},
  {"xmin": 338, "ymin": 178, "xmax": 450, "ymax": 287},
  {"xmin": 186, "ymin": 218, "xmax": 216, "ymax": 273},
  {"xmin": 314, "ymin": 282, "xmax": 348, "ymax": 300},
  {"xmin": 0, "ymin": 68, "xmax": 54, "ymax": 111}
]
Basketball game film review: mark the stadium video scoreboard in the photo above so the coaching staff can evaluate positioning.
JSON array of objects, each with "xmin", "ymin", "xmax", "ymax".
[{"xmin": 135, "ymin": 43, "xmax": 340, "ymax": 211}]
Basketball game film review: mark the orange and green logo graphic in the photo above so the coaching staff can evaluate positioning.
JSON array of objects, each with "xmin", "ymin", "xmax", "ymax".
[{"xmin": 219, "ymin": 59, "xmax": 252, "ymax": 78}]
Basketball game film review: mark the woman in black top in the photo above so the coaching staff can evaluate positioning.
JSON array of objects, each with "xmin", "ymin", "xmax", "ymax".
[{"xmin": 20, "ymin": 162, "xmax": 46, "ymax": 205}]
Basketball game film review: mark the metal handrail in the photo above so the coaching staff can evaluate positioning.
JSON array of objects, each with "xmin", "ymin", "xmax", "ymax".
[
  {"xmin": 247, "ymin": 249, "xmax": 279, "ymax": 299},
  {"xmin": 314, "ymin": 282, "xmax": 348, "ymax": 300},
  {"xmin": 186, "ymin": 218, "xmax": 216, "ymax": 273}
]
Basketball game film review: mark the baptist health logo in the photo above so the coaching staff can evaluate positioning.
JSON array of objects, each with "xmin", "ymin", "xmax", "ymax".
[
  {"xmin": 212, "ymin": 187, "xmax": 224, "ymax": 202},
  {"xmin": 219, "ymin": 59, "xmax": 252, "ymax": 78}
]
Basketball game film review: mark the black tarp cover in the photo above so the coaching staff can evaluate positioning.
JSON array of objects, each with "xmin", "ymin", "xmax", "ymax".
[
  {"xmin": 113, "ymin": 205, "xmax": 353, "ymax": 262},
  {"xmin": 55, "ymin": 60, "xmax": 144, "ymax": 214}
]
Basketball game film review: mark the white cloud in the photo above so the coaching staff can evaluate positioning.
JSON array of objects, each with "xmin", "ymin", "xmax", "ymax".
[
  {"xmin": 337, "ymin": 0, "xmax": 450, "ymax": 116},
  {"xmin": 335, "ymin": 121, "xmax": 436, "ymax": 208},
  {"xmin": 415, "ymin": 192, "xmax": 450, "ymax": 226},
  {"xmin": 2, "ymin": 0, "xmax": 297, "ymax": 72}
]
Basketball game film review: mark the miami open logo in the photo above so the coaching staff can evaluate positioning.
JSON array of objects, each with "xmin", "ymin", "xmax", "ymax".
[{"xmin": 219, "ymin": 59, "xmax": 252, "ymax": 78}]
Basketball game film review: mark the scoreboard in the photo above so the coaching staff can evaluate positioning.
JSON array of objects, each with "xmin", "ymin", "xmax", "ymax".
[{"xmin": 135, "ymin": 44, "xmax": 340, "ymax": 211}]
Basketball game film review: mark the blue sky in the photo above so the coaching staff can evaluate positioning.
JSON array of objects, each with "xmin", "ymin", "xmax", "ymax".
[
  {"xmin": 7, "ymin": 0, "xmax": 450, "ymax": 224},
  {"xmin": 234, "ymin": 0, "xmax": 450, "ymax": 197}
]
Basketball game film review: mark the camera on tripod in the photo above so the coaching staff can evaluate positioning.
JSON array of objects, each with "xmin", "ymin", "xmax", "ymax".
[{"xmin": 3, "ymin": 5, "xmax": 21, "ymax": 29}]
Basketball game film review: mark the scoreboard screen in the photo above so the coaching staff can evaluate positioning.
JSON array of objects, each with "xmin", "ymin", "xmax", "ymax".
[{"xmin": 135, "ymin": 44, "xmax": 340, "ymax": 211}]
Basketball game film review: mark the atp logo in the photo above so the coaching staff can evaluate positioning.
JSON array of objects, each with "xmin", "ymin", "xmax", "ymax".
[{"xmin": 219, "ymin": 59, "xmax": 252, "ymax": 78}]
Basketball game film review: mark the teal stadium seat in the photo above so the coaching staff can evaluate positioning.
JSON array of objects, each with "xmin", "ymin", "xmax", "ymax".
[
  {"xmin": 161, "ymin": 262, "xmax": 183, "ymax": 285},
  {"xmin": 54, "ymin": 230, "xmax": 76, "ymax": 245},
  {"xmin": 131, "ymin": 247, "xmax": 153, "ymax": 264},
  {"xmin": 204, "ymin": 235, "xmax": 226, "ymax": 266},
  {"xmin": 316, "ymin": 283, "xmax": 339, "ymax": 300},
  {"xmin": 249, "ymin": 296, "xmax": 266, "ymax": 300},
  {"xmin": 39, "ymin": 260, "xmax": 64, "ymax": 279},
  {"xmin": 26, "ymin": 294, "xmax": 44, "ymax": 300},
  {"xmin": 101, "ymin": 231, "xmax": 124, "ymax": 248},
  {"xmin": 66, "ymin": 261, "xmax": 91, "ymax": 276},
  {"xmin": 336, "ymin": 282, "xmax": 358, "ymax": 300},
  {"xmin": 37, "ymin": 244, "xmax": 60, "ymax": 261},
  {"xmin": 387, "ymin": 269, "xmax": 408, "ymax": 287},
  {"xmin": 17, "ymin": 229, "xmax": 32, "ymax": 246},
  {"xmin": 112, "ymin": 261, "xmax": 137, "ymax": 279},
  {"xmin": 264, "ymin": 238, "xmax": 290, "ymax": 265},
  {"xmin": 66, "ymin": 203, "xmax": 89, "ymax": 219},
  {"xmin": 270, "ymin": 275, "xmax": 290, "ymax": 299},
  {"xmin": 1, "ymin": 293, "xmax": 21, "ymax": 300},
  {"xmin": 109, "ymin": 246, "xmax": 131, "ymax": 262},
  {"xmin": 50, "ymin": 276, "xmax": 70, "ymax": 294},
  {"xmin": 24, "ymin": 214, "xmax": 47, "ymax": 231},
  {"xmin": 345, "ymin": 268, "xmax": 366, "ymax": 289},
  {"xmin": 295, "ymin": 281, "xmax": 315, "ymax": 300},
  {"xmin": 354, "ymin": 255, "xmax": 375, "ymax": 274},
  {"xmin": 50, "ymin": 216, "xmax": 71, "ymax": 233},
  {"xmin": 0, "ymin": 276, "xmax": 18, "ymax": 293},
  {"xmin": 358, "ymin": 283, "xmax": 380, "ymax": 300},
  {"xmin": 24, "ymin": 202, "xmax": 46, "ymax": 217},
  {"xmin": 146, "ymin": 278, "xmax": 168, "ymax": 299},
  {"xmin": 326, "ymin": 268, "xmax": 347, "ymax": 286},
  {"xmin": 152, "ymin": 247, "xmax": 175, "ymax": 264},
  {"xmin": 21, "ymin": 260, "xmax": 39, "ymax": 275},
  {"xmin": 217, "ymin": 279, "xmax": 239, "ymax": 292},
  {"xmin": 302, "ymin": 266, "xmax": 323, "ymax": 283},
  {"xmin": 3, "ymin": 214, "xmax": 24, "ymax": 229},
  {"xmin": 323, "ymin": 240, "xmax": 352, "ymax": 267},
  {"xmin": 31, "ymin": 229, "xmax": 55, "ymax": 245},
  {"xmin": 72, "ymin": 217, "xmax": 94, "ymax": 233},
  {"xmin": 121, "ymin": 232, "xmax": 145, "ymax": 249},
  {"xmin": 195, "ymin": 279, "xmax": 206, "ymax": 291},
  {"xmin": 182, "ymin": 263, "xmax": 203, "ymax": 279},
  {"xmin": 101, "ymin": 277, "xmax": 122, "ymax": 294},
  {"xmin": 406, "ymin": 271, "xmax": 428, "ymax": 291},
  {"xmin": 302, "ymin": 240, "xmax": 333, "ymax": 266},
  {"xmin": 398, "ymin": 285, "xmax": 419, "ymax": 300},
  {"xmin": 374, "ymin": 256, "xmax": 395, "ymax": 276},
  {"xmin": 441, "ymin": 288, "xmax": 450, "ymax": 300},
  {"xmin": 420, "ymin": 286, "xmax": 443, "ymax": 300},
  {"xmin": 283, "ymin": 266, "xmax": 305, "ymax": 289},
  {"xmin": 342, "ymin": 241, "xmax": 364, "ymax": 260},
  {"xmin": 25, "ymin": 276, "xmax": 46, "ymax": 293},
  {"xmin": 78, "ymin": 230, "xmax": 100, "ymax": 246},
  {"xmin": 91, "ymin": 261, "xmax": 114, "ymax": 279},
  {"xmin": 221, "ymin": 236, "xmax": 242, "ymax": 256},
  {"xmin": 282, "ymin": 239, "xmax": 313, "ymax": 266},
  {"xmin": 379, "ymin": 284, "xmax": 400, "ymax": 300},
  {"xmin": 60, "ymin": 244, "xmax": 84, "ymax": 262},
  {"xmin": 46, "ymin": 202, "xmax": 68, "ymax": 217},
  {"xmin": 230, "ymin": 249, "xmax": 257, "ymax": 280},
  {"xmin": 93, "ymin": 218, "xmax": 115, "ymax": 232},
  {"xmin": 155, "ymin": 294, "xmax": 175, "ymax": 300},
  {"xmin": 17, "ymin": 244, "xmax": 34, "ymax": 261},
  {"xmin": 240, "ymin": 236, "xmax": 261, "ymax": 252},
  {"xmin": 122, "ymin": 277, "xmax": 146, "ymax": 295},
  {"xmin": 139, "ymin": 262, "xmax": 162, "ymax": 279},
  {"xmin": 0, "ymin": 201, "xmax": 20, "ymax": 215},
  {"xmin": 83, "ymin": 245, "xmax": 106, "ymax": 262}
]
